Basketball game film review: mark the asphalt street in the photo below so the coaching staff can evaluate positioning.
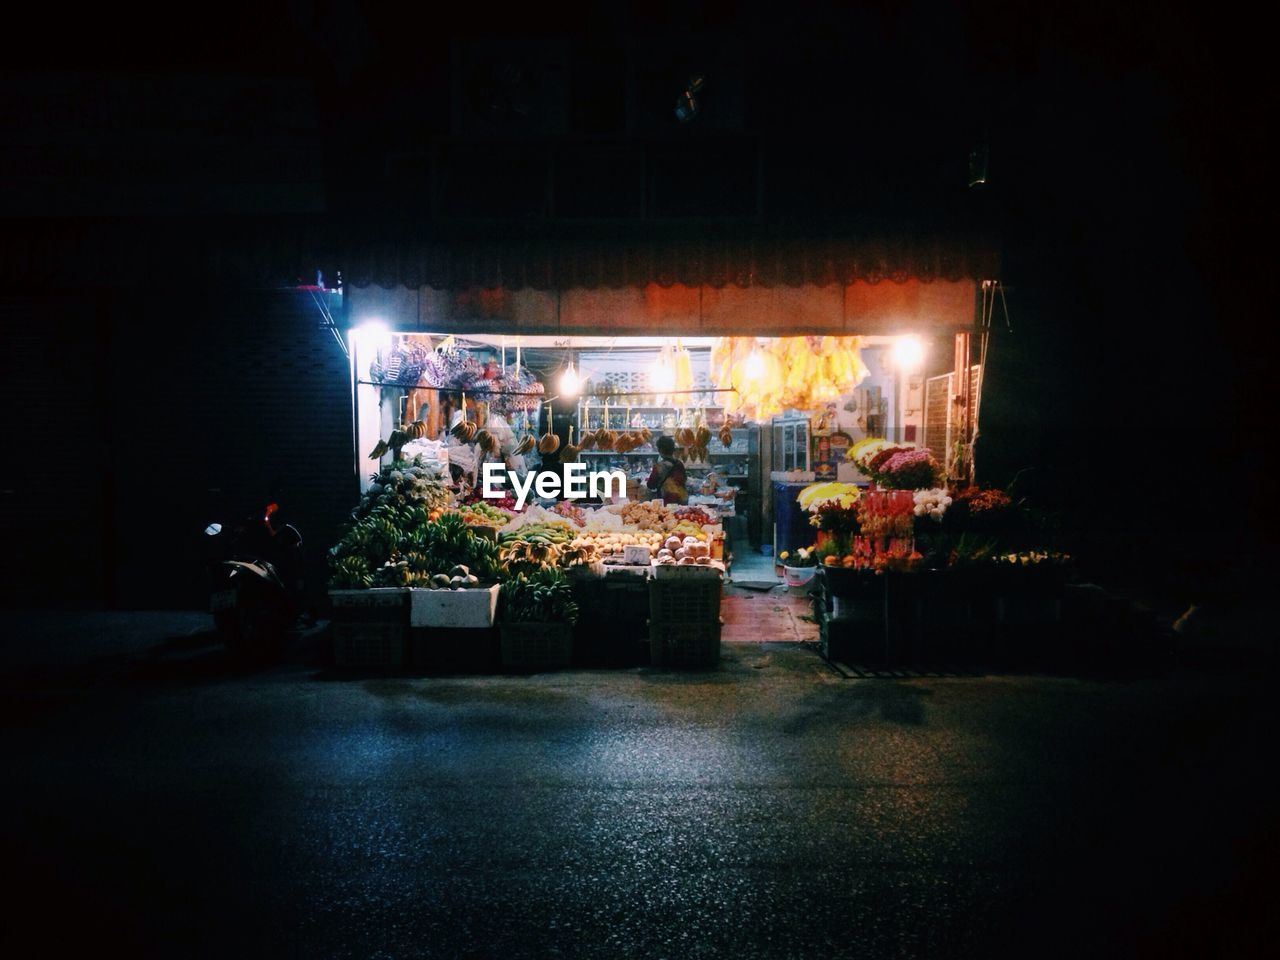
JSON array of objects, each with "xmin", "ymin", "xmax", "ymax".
[{"xmin": 1, "ymin": 612, "xmax": 1274, "ymax": 958}]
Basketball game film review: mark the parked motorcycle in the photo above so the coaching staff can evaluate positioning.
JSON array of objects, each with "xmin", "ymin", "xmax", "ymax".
[{"xmin": 204, "ymin": 503, "xmax": 303, "ymax": 658}]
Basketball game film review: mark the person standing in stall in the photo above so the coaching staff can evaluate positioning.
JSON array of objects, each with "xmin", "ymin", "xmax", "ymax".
[{"xmin": 646, "ymin": 435, "xmax": 688, "ymax": 505}]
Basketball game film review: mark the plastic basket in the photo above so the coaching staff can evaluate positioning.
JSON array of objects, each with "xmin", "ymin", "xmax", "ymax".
[
  {"xmin": 649, "ymin": 578, "xmax": 722, "ymax": 626},
  {"xmin": 650, "ymin": 621, "xmax": 721, "ymax": 668},
  {"xmin": 332, "ymin": 621, "xmax": 406, "ymax": 668},
  {"xmin": 500, "ymin": 622, "xmax": 574, "ymax": 672}
]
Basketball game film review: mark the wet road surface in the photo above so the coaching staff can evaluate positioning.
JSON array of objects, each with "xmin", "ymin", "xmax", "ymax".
[{"xmin": 2, "ymin": 613, "xmax": 1275, "ymax": 958}]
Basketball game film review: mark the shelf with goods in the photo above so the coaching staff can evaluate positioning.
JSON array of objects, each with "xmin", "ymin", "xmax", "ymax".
[{"xmin": 576, "ymin": 407, "xmax": 730, "ymax": 437}]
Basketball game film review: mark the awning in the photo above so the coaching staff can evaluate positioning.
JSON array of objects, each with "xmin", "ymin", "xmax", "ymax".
[
  {"xmin": 346, "ymin": 230, "xmax": 998, "ymax": 291},
  {"xmin": 0, "ymin": 219, "xmax": 997, "ymax": 291}
]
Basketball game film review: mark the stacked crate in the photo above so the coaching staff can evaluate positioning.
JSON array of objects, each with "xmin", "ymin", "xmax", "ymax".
[
  {"xmin": 328, "ymin": 588, "xmax": 409, "ymax": 668},
  {"xmin": 649, "ymin": 576, "xmax": 723, "ymax": 668}
]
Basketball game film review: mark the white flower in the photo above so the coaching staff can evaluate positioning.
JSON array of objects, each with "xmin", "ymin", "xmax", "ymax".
[{"xmin": 912, "ymin": 487, "xmax": 951, "ymax": 521}]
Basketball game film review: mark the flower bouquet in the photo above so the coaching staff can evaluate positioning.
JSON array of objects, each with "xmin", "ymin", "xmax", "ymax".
[
  {"xmin": 944, "ymin": 486, "xmax": 1016, "ymax": 540},
  {"xmin": 912, "ymin": 487, "xmax": 952, "ymax": 521},
  {"xmin": 797, "ymin": 481, "xmax": 862, "ymax": 512},
  {"xmin": 846, "ymin": 437, "xmax": 906, "ymax": 474},
  {"xmin": 811, "ymin": 501, "xmax": 862, "ymax": 538},
  {"xmin": 911, "ymin": 487, "xmax": 953, "ymax": 567},
  {"xmin": 876, "ymin": 449, "xmax": 942, "ymax": 490},
  {"xmin": 779, "ymin": 544, "xmax": 820, "ymax": 589},
  {"xmin": 778, "ymin": 545, "xmax": 819, "ymax": 568},
  {"xmin": 857, "ymin": 490, "xmax": 915, "ymax": 540}
]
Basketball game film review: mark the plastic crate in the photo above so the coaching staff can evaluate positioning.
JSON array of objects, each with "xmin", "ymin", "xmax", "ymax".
[
  {"xmin": 500, "ymin": 622, "xmax": 574, "ymax": 672},
  {"xmin": 409, "ymin": 626, "xmax": 500, "ymax": 674},
  {"xmin": 651, "ymin": 559, "xmax": 725, "ymax": 580},
  {"xmin": 573, "ymin": 578, "xmax": 651, "ymax": 665},
  {"xmin": 332, "ymin": 620, "xmax": 406, "ymax": 668},
  {"xmin": 650, "ymin": 621, "xmax": 721, "ymax": 668},
  {"xmin": 649, "ymin": 578, "xmax": 722, "ymax": 625}
]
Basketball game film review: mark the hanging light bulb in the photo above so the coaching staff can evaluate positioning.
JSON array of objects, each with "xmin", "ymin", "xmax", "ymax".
[
  {"xmin": 891, "ymin": 335, "xmax": 925, "ymax": 371},
  {"xmin": 651, "ymin": 356, "xmax": 676, "ymax": 392},
  {"xmin": 559, "ymin": 361, "xmax": 583, "ymax": 398}
]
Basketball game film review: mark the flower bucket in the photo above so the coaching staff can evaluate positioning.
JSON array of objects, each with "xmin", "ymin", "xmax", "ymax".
[{"xmin": 783, "ymin": 565, "xmax": 817, "ymax": 590}]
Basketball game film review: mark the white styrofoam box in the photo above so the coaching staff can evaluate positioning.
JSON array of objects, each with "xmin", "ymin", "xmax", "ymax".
[
  {"xmin": 623, "ymin": 544, "xmax": 651, "ymax": 565},
  {"xmin": 409, "ymin": 585, "xmax": 499, "ymax": 628}
]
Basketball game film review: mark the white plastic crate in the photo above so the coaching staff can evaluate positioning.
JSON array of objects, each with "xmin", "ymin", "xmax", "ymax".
[{"xmin": 409, "ymin": 585, "xmax": 500, "ymax": 628}]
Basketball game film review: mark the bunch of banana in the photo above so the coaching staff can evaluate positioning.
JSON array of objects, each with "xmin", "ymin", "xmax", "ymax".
[
  {"xmin": 595, "ymin": 429, "xmax": 617, "ymax": 451},
  {"xmin": 451, "ymin": 418, "xmax": 478, "ymax": 442},
  {"xmin": 675, "ymin": 426, "xmax": 696, "ymax": 449},
  {"xmin": 404, "ymin": 421, "xmax": 429, "ymax": 440},
  {"xmin": 498, "ymin": 522, "xmax": 573, "ymax": 546},
  {"xmin": 639, "ymin": 426, "xmax": 653, "ymax": 443},
  {"xmin": 367, "ymin": 439, "xmax": 389, "ymax": 459},
  {"xmin": 473, "ymin": 429, "xmax": 500, "ymax": 456},
  {"xmin": 561, "ymin": 426, "xmax": 581, "ymax": 463},
  {"xmin": 718, "ymin": 424, "xmax": 734, "ymax": 447},
  {"xmin": 558, "ymin": 543, "xmax": 600, "ymax": 568},
  {"xmin": 579, "ymin": 429, "xmax": 597, "ymax": 450},
  {"xmin": 538, "ymin": 409, "xmax": 560, "ymax": 455},
  {"xmin": 500, "ymin": 538, "xmax": 563, "ymax": 572},
  {"xmin": 514, "ymin": 435, "xmax": 536, "ymax": 456}
]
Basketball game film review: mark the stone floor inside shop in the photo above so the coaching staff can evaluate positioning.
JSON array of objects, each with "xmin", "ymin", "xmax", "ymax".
[{"xmin": 724, "ymin": 549, "xmax": 818, "ymax": 644}]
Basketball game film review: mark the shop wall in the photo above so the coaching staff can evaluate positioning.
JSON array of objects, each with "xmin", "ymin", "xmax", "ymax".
[
  {"xmin": 0, "ymin": 289, "xmax": 355, "ymax": 610},
  {"xmin": 104, "ymin": 290, "xmax": 355, "ymax": 610}
]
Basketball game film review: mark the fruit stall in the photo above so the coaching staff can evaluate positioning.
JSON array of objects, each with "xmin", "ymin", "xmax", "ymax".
[
  {"xmin": 328, "ymin": 327, "xmax": 971, "ymax": 671},
  {"xmin": 327, "ymin": 462, "xmax": 731, "ymax": 671}
]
